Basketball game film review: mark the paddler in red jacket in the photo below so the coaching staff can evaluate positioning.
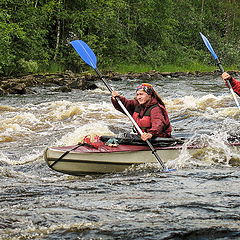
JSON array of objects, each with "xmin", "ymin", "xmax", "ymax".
[
  {"xmin": 221, "ymin": 72, "xmax": 240, "ymax": 96},
  {"xmin": 111, "ymin": 83, "xmax": 172, "ymax": 141}
]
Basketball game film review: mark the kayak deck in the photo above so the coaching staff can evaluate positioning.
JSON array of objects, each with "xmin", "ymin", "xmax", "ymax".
[
  {"xmin": 44, "ymin": 139, "xmax": 196, "ymax": 175},
  {"xmin": 44, "ymin": 135, "xmax": 240, "ymax": 175}
]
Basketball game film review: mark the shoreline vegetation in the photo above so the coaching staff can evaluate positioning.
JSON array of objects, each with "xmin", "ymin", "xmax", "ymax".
[
  {"xmin": 1, "ymin": 1, "xmax": 239, "ymax": 81},
  {"xmin": 0, "ymin": 64, "xmax": 239, "ymax": 96}
]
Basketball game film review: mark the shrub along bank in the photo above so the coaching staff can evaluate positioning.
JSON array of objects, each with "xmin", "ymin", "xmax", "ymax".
[{"xmin": 0, "ymin": 0, "xmax": 239, "ymax": 77}]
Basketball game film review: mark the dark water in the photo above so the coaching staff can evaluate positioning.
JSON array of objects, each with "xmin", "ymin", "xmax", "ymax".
[{"xmin": 0, "ymin": 74, "xmax": 240, "ymax": 239}]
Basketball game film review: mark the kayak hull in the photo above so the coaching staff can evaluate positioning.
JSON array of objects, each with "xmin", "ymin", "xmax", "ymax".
[
  {"xmin": 44, "ymin": 143, "xmax": 197, "ymax": 175},
  {"xmin": 44, "ymin": 137, "xmax": 240, "ymax": 175}
]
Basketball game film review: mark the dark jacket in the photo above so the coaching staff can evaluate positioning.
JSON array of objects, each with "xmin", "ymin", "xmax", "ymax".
[{"xmin": 111, "ymin": 96, "xmax": 172, "ymax": 138}]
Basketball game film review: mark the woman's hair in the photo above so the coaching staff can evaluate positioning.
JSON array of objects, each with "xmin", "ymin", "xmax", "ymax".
[
  {"xmin": 136, "ymin": 83, "xmax": 165, "ymax": 106},
  {"xmin": 152, "ymin": 90, "xmax": 165, "ymax": 107}
]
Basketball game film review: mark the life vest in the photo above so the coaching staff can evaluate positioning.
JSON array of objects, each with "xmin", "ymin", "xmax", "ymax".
[{"xmin": 132, "ymin": 103, "xmax": 171, "ymax": 137}]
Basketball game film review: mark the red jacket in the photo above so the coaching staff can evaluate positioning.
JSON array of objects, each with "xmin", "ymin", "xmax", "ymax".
[
  {"xmin": 228, "ymin": 78, "xmax": 240, "ymax": 96},
  {"xmin": 111, "ymin": 96, "xmax": 172, "ymax": 138}
]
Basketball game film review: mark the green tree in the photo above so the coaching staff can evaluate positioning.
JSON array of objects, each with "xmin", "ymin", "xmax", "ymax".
[{"xmin": 0, "ymin": 0, "xmax": 240, "ymax": 76}]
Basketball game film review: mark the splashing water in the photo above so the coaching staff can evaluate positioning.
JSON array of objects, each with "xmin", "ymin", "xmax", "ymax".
[
  {"xmin": 56, "ymin": 122, "xmax": 115, "ymax": 146},
  {"xmin": 1, "ymin": 75, "xmax": 240, "ymax": 239}
]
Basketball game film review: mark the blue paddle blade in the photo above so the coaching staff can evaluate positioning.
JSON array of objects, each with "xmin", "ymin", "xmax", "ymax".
[
  {"xmin": 200, "ymin": 32, "xmax": 218, "ymax": 60},
  {"xmin": 70, "ymin": 40, "xmax": 97, "ymax": 69}
]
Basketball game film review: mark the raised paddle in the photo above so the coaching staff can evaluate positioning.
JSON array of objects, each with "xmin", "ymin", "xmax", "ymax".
[
  {"xmin": 70, "ymin": 40, "xmax": 168, "ymax": 171},
  {"xmin": 200, "ymin": 32, "xmax": 240, "ymax": 110}
]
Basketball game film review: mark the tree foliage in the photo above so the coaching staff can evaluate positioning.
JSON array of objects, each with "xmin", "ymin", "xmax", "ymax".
[{"xmin": 0, "ymin": 0, "xmax": 239, "ymax": 75}]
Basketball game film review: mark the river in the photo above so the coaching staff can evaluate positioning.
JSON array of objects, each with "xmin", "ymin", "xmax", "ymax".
[{"xmin": 0, "ymin": 74, "xmax": 240, "ymax": 239}]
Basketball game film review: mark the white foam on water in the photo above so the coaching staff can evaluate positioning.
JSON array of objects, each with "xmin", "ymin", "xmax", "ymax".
[
  {"xmin": 0, "ymin": 105, "xmax": 18, "ymax": 112},
  {"xmin": 167, "ymin": 94, "xmax": 234, "ymax": 112},
  {"xmin": 194, "ymin": 104, "xmax": 240, "ymax": 122},
  {"xmin": 0, "ymin": 149, "xmax": 42, "ymax": 165},
  {"xmin": 86, "ymin": 101, "xmax": 120, "ymax": 114},
  {"xmin": 0, "ymin": 221, "xmax": 96, "ymax": 240},
  {"xmin": 39, "ymin": 100, "xmax": 84, "ymax": 121},
  {"xmin": 0, "ymin": 151, "xmax": 10, "ymax": 162},
  {"xmin": 1, "ymin": 112, "xmax": 40, "ymax": 128},
  {"xmin": 167, "ymin": 126, "xmax": 240, "ymax": 169},
  {"xmin": 37, "ymin": 100, "xmax": 122, "ymax": 127},
  {"xmin": 124, "ymin": 162, "xmax": 160, "ymax": 174},
  {"xmin": 0, "ymin": 151, "xmax": 68, "ymax": 182},
  {"xmin": 55, "ymin": 122, "xmax": 115, "ymax": 146},
  {"xmin": 0, "ymin": 111, "xmax": 45, "ymax": 142}
]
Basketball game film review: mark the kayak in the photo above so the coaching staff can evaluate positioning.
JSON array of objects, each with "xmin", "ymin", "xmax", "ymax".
[
  {"xmin": 44, "ymin": 136, "xmax": 182, "ymax": 175},
  {"xmin": 45, "ymin": 134, "xmax": 240, "ymax": 175}
]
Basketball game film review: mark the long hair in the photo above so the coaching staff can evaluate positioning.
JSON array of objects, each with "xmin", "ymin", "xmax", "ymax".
[{"xmin": 152, "ymin": 89, "xmax": 165, "ymax": 107}]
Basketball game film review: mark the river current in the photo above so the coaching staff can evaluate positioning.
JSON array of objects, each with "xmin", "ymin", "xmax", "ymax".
[{"xmin": 0, "ymin": 74, "xmax": 240, "ymax": 239}]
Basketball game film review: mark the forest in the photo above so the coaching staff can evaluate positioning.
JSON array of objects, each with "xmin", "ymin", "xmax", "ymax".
[{"xmin": 0, "ymin": 0, "xmax": 239, "ymax": 76}]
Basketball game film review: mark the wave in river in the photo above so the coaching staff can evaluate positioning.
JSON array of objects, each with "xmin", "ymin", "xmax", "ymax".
[{"xmin": 1, "ymin": 92, "xmax": 240, "ymax": 169}]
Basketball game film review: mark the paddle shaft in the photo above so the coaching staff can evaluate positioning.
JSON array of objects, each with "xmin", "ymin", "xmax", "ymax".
[
  {"xmin": 70, "ymin": 40, "xmax": 166, "ymax": 170},
  {"xmin": 95, "ymin": 68, "xmax": 166, "ymax": 170}
]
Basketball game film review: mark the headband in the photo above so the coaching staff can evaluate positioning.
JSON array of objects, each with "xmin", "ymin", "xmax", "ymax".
[{"xmin": 136, "ymin": 83, "xmax": 153, "ymax": 95}]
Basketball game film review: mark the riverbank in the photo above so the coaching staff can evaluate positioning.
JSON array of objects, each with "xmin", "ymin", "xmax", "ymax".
[{"xmin": 0, "ymin": 70, "xmax": 239, "ymax": 95}]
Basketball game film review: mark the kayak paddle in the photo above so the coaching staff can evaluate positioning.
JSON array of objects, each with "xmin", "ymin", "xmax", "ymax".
[
  {"xmin": 200, "ymin": 32, "xmax": 240, "ymax": 110},
  {"xmin": 70, "ymin": 40, "xmax": 169, "ymax": 171}
]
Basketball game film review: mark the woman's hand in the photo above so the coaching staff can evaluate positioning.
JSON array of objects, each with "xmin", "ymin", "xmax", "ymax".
[
  {"xmin": 221, "ymin": 72, "xmax": 231, "ymax": 81},
  {"xmin": 111, "ymin": 91, "xmax": 120, "ymax": 98},
  {"xmin": 141, "ymin": 132, "xmax": 152, "ymax": 141}
]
